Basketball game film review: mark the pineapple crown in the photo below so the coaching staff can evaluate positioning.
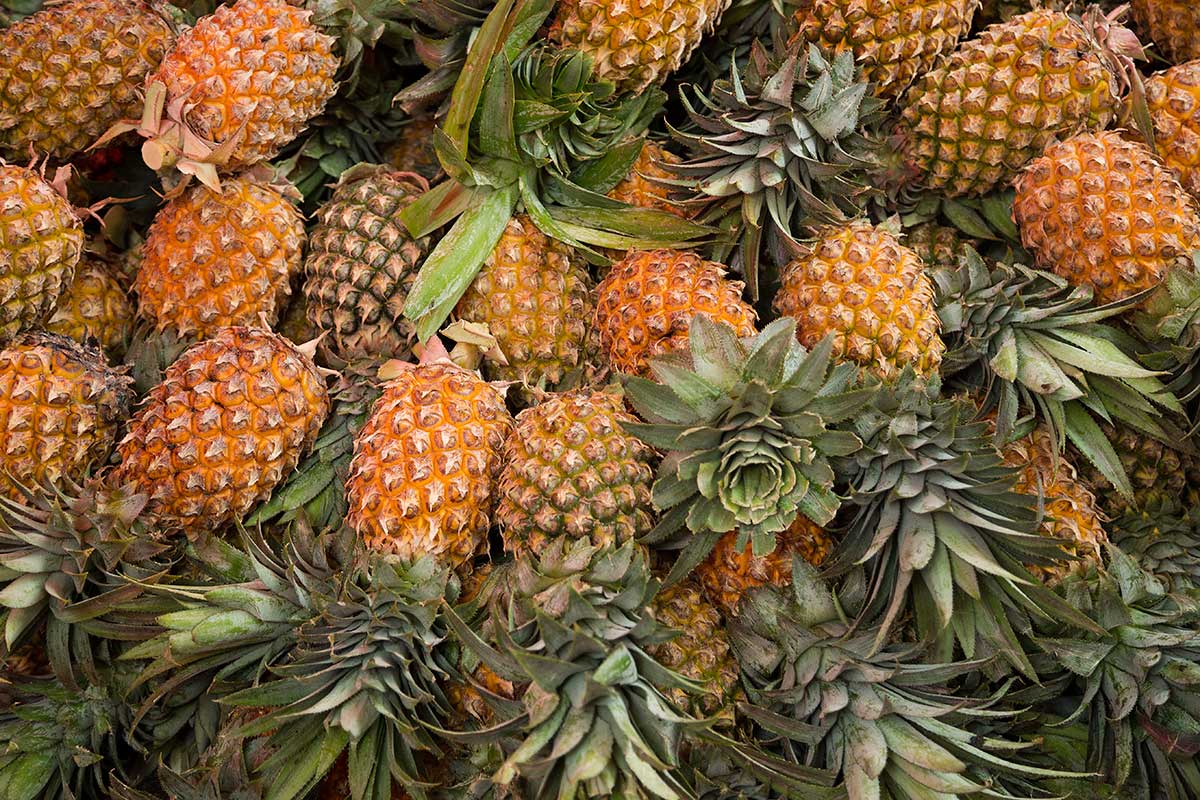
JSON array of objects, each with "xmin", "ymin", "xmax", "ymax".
[
  {"xmin": 931, "ymin": 248, "xmax": 1185, "ymax": 499},
  {"xmin": 445, "ymin": 540, "xmax": 710, "ymax": 800},
  {"xmin": 1109, "ymin": 503, "xmax": 1200, "ymax": 593},
  {"xmin": 622, "ymin": 316, "xmax": 868, "ymax": 589},
  {"xmin": 1131, "ymin": 261, "xmax": 1200, "ymax": 409}
]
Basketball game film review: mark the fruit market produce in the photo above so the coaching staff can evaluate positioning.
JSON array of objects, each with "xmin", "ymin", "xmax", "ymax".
[{"xmin": 5, "ymin": 0, "xmax": 1200, "ymax": 798}]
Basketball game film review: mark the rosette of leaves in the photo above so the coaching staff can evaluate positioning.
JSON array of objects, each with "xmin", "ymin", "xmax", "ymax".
[
  {"xmin": 1033, "ymin": 549, "xmax": 1200, "ymax": 799},
  {"xmin": 668, "ymin": 41, "xmax": 884, "ymax": 297},
  {"xmin": 932, "ymin": 248, "xmax": 1185, "ymax": 499},
  {"xmin": 1131, "ymin": 263, "xmax": 1200, "ymax": 412},
  {"xmin": 1109, "ymin": 504, "xmax": 1200, "ymax": 592},
  {"xmin": 730, "ymin": 560, "xmax": 1086, "ymax": 800},
  {"xmin": 827, "ymin": 372, "xmax": 1104, "ymax": 677},
  {"xmin": 223, "ymin": 554, "xmax": 455, "ymax": 800},
  {"xmin": 398, "ymin": 0, "xmax": 710, "ymax": 341},
  {"xmin": 622, "ymin": 317, "xmax": 868, "ymax": 586}
]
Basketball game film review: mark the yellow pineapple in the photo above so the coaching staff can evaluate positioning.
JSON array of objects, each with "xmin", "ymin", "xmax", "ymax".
[
  {"xmin": 607, "ymin": 141, "xmax": 689, "ymax": 217},
  {"xmin": 45, "ymin": 260, "xmax": 135, "ymax": 355},
  {"xmin": 1146, "ymin": 60, "xmax": 1200, "ymax": 197},
  {"xmin": 1131, "ymin": 0, "xmax": 1200, "ymax": 63}
]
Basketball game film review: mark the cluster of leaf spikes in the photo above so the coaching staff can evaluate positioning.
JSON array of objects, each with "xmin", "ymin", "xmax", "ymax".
[
  {"xmin": 931, "ymin": 247, "xmax": 1185, "ymax": 500},
  {"xmin": 676, "ymin": 741, "xmax": 843, "ymax": 800},
  {"xmin": 826, "ymin": 370, "xmax": 1103, "ymax": 678},
  {"xmin": 1108, "ymin": 502, "xmax": 1200, "ymax": 593},
  {"xmin": 1130, "ymin": 262, "xmax": 1200, "ymax": 417},
  {"xmin": 1028, "ymin": 547, "xmax": 1200, "ymax": 799},
  {"xmin": 668, "ymin": 39, "xmax": 885, "ymax": 298},
  {"xmin": 398, "ymin": 0, "xmax": 708, "ymax": 341},
  {"xmin": 728, "ymin": 559, "xmax": 1087, "ymax": 799},
  {"xmin": 622, "ymin": 316, "xmax": 868, "ymax": 587},
  {"xmin": 444, "ymin": 539, "xmax": 716, "ymax": 800}
]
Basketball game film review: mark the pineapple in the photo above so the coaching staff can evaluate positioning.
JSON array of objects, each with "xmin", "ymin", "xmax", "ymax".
[
  {"xmin": 790, "ymin": 0, "xmax": 979, "ymax": 98},
  {"xmin": 0, "ymin": 0, "xmax": 175, "ymax": 160},
  {"xmin": 385, "ymin": 118, "xmax": 443, "ymax": 182},
  {"xmin": 136, "ymin": 173, "xmax": 305, "ymax": 340},
  {"xmin": 548, "ymin": 0, "xmax": 731, "ymax": 93},
  {"xmin": 110, "ymin": 0, "xmax": 339, "ymax": 185},
  {"xmin": 1000, "ymin": 425, "xmax": 1107, "ymax": 584},
  {"xmin": 904, "ymin": 221, "xmax": 977, "ymax": 269},
  {"xmin": 1012, "ymin": 130, "xmax": 1200, "ymax": 305},
  {"xmin": 0, "ymin": 333, "xmax": 131, "ymax": 500},
  {"xmin": 607, "ymin": 140, "xmax": 688, "ymax": 217},
  {"xmin": 345, "ymin": 358, "xmax": 513, "ymax": 570},
  {"xmin": 496, "ymin": 390, "xmax": 655, "ymax": 558},
  {"xmin": 45, "ymin": 260, "xmax": 135, "ymax": 355},
  {"xmin": 110, "ymin": 326, "xmax": 329, "ymax": 535},
  {"xmin": 646, "ymin": 579, "xmax": 742, "ymax": 720},
  {"xmin": 694, "ymin": 518, "xmax": 833, "ymax": 616},
  {"xmin": 1075, "ymin": 421, "xmax": 1200, "ymax": 517},
  {"xmin": 1131, "ymin": 0, "xmax": 1200, "ymax": 63},
  {"xmin": 773, "ymin": 220, "xmax": 944, "ymax": 379},
  {"xmin": 894, "ymin": 8, "xmax": 1141, "ymax": 197},
  {"xmin": 1145, "ymin": 60, "xmax": 1200, "ymax": 197},
  {"xmin": 593, "ymin": 249, "xmax": 756, "ymax": 376},
  {"xmin": 0, "ymin": 163, "xmax": 84, "ymax": 343},
  {"xmin": 303, "ymin": 165, "xmax": 430, "ymax": 365},
  {"xmin": 454, "ymin": 216, "xmax": 594, "ymax": 393}
]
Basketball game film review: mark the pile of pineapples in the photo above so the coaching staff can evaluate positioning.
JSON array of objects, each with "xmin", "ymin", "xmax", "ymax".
[{"xmin": 4, "ymin": 0, "xmax": 1200, "ymax": 797}]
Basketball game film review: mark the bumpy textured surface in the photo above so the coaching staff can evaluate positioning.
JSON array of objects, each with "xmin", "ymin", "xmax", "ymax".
[
  {"xmin": 1002, "ymin": 426, "xmax": 1107, "ymax": 584},
  {"xmin": 151, "ymin": 0, "xmax": 338, "ymax": 172},
  {"xmin": 549, "ymin": 0, "xmax": 731, "ymax": 93},
  {"xmin": 0, "ymin": 0, "xmax": 174, "ymax": 159},
  {"xmin": 1077, "ymin": 421, "xmax": 1200, "ymax": 518},
  {"xmin": 46, "ymin": 261, "xmax": 135, "ymax": 354},
  {"xmin": 303, "ymin": 167, "xmax": 429, "ymax": 363},
  {"xmin": 0, "ymin": 165, "xmax": 83, "ymax": 343},
  {"xmin": 594, "ymin": 250, "xmax": 756, "ymax": 376},
  {"xmin": 1013, "ymin": 131, "xmax": 1200, "ymax": 305},
  {"xmin": 385, "ymin": 119, "xmax": 443, "ymax": 182},
  {"xmin": 647, "ymin": 580, "xmax": 742, "ymax": 719},
  {"xmin": 455, "ymin": 216, "xmax": 593, "ymax": 391},
  {"xmin": 137, "ymin": 175, "xmax": 304, "ymax": 339},
  {"xmin": 1132, "ymin": 0, "xmax": 1200, "ymax": 63},
  {"xmin": 904, "ymin": 222, "xmax": 976, "ymax": 269},
  {"xmin": 695, "ymin": 518, "xmax": 833, "ymax": 615},
  {"xmin": 774, "ymin": 221, "xmax": 943, "ymax": 379},
  {"xmin": 791, "ymin": 0, "xmax": 978, "ymax": 98},
  {"xmin": 896, "ymin": 10, "xmax": 1121, "ymax": 197},
  {"xmin": 497, "ymin": 391, "xmax": 655, "ymax": 557},
  {"xmin": 111, "ymin": 327, "xmax": 328, "ymax": 534},
  {"xmin": 1146, "ymin": 62, "xmax": 1200, "ymax": 197},
  {"xmin": 346, "ymin": 363, "xmax": 513, "ymax": 569},
  {"xmin": 0, "ymin": 333, "xmax": 130, "ymax": 500},
  {"xmin": 607, "ymin": 141, "xmax": 687, "ymax": 216}
]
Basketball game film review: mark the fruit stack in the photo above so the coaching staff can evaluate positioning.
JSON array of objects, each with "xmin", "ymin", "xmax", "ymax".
[{"xmin": 1, "ymin": 0, "xmax": 1200, "ymax": 798}]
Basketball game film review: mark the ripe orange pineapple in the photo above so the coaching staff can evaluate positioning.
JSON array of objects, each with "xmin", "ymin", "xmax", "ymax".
[
  {"xmin": 0, "ymin": 333, "xmax": 131, "ymax": 500},
  {"xmin": 695, "ymin": 517, "xmax": 834, "ymax": 616},
  {"xmin": 455, "ymin": 216, "xmax": 594, "ymax": 393},
  {"xmin": 607, "ymin": 141, "xmax": 688, "ymax": 217},
  {"xmin": 791, "ymin": 0, "xmax": 979, "ymax": 98},
  {"xmin": 773, "ymin": 220, "xmax": 943, "ymax": 379},
  {"xmin": 46, "ymin": 261, "xmax": 135, "ymax": 355},
  {"xmin": 1012, "ymin": 130, "xmax": 1200, "ymax": 305},
  {"xmin": 110, "ymin": 326, "xmax": 329, "ymax": 535},
  {"xmin": 0, "ymin": 163, "xmax": 84, "ymax": 343},
  {"xmin": 593, "ymin": 250, "xmax": 756, "ymax": 376},
  {"xmin": 496, "ymin": 390, "xmax": 655, "ymax": 558},
  {"xmin": 1146, "ymin": 61, "xmax": 1200, "ymax": 197},
  {"xmin": 136, "ymin": 173, "xmax": 305, "ymax": 339},
  {"xmin": 346, "ymin": 359, "xmax": 513, "ymax": 569},
  {"xmin": 548, "ymin": 0, "xmax": 730, "ymax": 93},
  {"xmin": 0, "ymin": 0, "xmax": 175, "ymax": 160},
  {"xmin": 1131, "ymin": 0, "xmax": 1200, "ymax": 63}
]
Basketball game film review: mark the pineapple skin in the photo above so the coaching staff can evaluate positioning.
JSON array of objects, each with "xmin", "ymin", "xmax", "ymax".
[
  {"xmin": 0, "ymin": 164, "xmax": 83, "ymax": 344},
  {"xmin": 593, "ymin": 250, "xmax": 757, "ymax": 377},
  {"xmin": 385, "ymin": 119, "xmax": 444, "ymax": 183},
  {"xmin": 46, "ymin": 261, "xmax": 135, "ymax": 355},
  {"xmin": 607, "ymin": 141, "xmax": 688, "ymax": 217},
  {"xmin": 896, "ymin": 10, "xmax": 1125, "ymax": 197},
  {"xmin": 137, "ymin": 174, "xmax": 305, "ymax": 339},
  {"xmin": 111, "ymin": 326, "xmax": 329, "ymax": 535},
  {"xmin": 455, "ymin": 216, "xmax": 594, "ymax": 393},
  {"xmin": 1012, "ymin": 131, "xmax": 1200, "ymax": 306},
  {"xmin": 150, "ymin": 0, "xmax": 339, "ymax": 173},
  {"xmin": 497, "ymin": 390, "xmax": 655, "ymax": 558},
  {"xmin": 303, "ymin": 166, "xmax": 430, "ymax": 364},
  {"xmin": 774, "ymin": 220, "xmax": 943, "ymax": 379},
  {"xmin": 1146, "ymin": 61, "xmax": 1200, "ymax": 197},
  {"xmin": 0, "ymin": 0, "xmax": 175, "ymax": 160},
  {"xmin": 1077, "ymin": 422, "xmax": 1200, "ymax": 518},
  {"xmin": 346, "ymin": 362, "xmax": 513, "ymax": 569},
  {"xmin": 1131, "ymin": 0, "xmax": 1200, "ymax": 64},
  {"xmin": 549, "ymin": 0, "xmax": 731, "ymax": 94},
  {"xmin": 904, "ymin": 222, "xmax": 977, "ymax": 269},
  {"xmin": 791, "ymin": 0, "xmax": 979, "ymax": 99},
  {"xmin": 0, "ymin": 333, "xmax": 131, "ymax": 500}
]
